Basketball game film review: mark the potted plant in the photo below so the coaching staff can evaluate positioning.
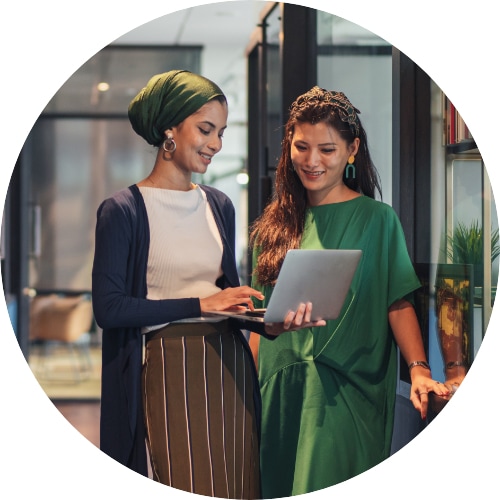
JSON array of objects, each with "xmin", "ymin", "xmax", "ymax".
[{"xmin": 446, "ymin": 219, "xmax": 500, "ymax": 290}]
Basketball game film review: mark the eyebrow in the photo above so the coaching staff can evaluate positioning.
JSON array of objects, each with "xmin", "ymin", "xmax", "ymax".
[
  {"xmin": 294, "ymin": 139, "xmax": 336, "ymax": 147},
  {"xmin": 200, "ymin": 120, "xmax": 227, "ymax": 132}
]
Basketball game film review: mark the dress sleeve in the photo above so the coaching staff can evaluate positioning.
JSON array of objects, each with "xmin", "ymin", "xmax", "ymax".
[{"xmin": 386, "ymin": 208, "xmax": 422, "ymax": 307}]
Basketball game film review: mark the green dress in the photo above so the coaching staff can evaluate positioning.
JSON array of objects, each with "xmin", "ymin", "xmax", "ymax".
[{"xmin": 252, "ymin": 197, "xmax": 422, "ymax": 497}]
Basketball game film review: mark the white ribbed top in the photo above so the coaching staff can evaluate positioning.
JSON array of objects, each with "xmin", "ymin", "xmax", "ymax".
[{"xmin": 139, "ymin": 185, "xmax": 224, "ymax": 330}]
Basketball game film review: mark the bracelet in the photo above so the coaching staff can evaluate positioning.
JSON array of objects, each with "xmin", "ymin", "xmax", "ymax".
[
  {"xmin": 445, "ymin": 361, "xmax": 467, "ymax": 370},
  {"xmin": 408, "ymin": 360, "xmax": 430, "ymax": 372}
]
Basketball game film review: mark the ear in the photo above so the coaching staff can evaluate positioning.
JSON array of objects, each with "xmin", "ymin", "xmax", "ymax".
[{"xmin": 350, "ymin": 137, "xmax": 360, "ymax": 156}]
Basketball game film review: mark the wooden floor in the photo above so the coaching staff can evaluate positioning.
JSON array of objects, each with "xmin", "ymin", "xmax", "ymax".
[{"xmin": 54, "ymin": 400, "xmax": 100, "ymax": 448}]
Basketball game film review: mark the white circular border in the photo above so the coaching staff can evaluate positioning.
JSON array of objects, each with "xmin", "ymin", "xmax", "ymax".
[{"xmin": 1, "ymin": 1, "xmax": 497, "ymax": 498}]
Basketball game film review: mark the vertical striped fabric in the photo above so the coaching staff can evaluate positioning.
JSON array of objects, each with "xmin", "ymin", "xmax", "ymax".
[{"xmin": 142, "ymin": 321, "xmax": 260, "ymax": 498}]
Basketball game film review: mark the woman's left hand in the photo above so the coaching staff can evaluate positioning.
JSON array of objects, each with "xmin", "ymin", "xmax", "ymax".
[
  {"xmin": 409, "ymin": 366, "xmax": 451, "ymax": 420},
  {"xmin": 264, "ymin": 302, "xmax": 326, "ymax": 336}
]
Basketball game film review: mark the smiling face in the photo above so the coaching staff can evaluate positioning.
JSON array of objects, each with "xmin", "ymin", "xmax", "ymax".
[
  {"xmin": 169, "ymin": 98, "xmax": 228, "ymax": 178},
  {"xmin": 290, "ymin": 120, "xmax": 359, "ymax": 206}
]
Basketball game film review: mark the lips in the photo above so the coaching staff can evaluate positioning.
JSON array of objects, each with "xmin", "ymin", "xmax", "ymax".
[
  {"xmin": 302, "ymin": 169, "xmax": 324, "ymax": 178},
  {"xmin": 199, "ymin": 152, "xmax": 213, "ymax": 164}
]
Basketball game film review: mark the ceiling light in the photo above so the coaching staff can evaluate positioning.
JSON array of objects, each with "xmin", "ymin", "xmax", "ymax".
[
  {"xmin": 236, "ymin": 171, "xmax": 249, "ymax": 185},
  {"xmin": 97, "ymin": 82, "xmax": 110, "ymax": 92}
]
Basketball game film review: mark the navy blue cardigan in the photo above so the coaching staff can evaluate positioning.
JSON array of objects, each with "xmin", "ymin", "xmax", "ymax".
[{"xmin": 92, "ymin": 184, "xmax": 261, "ymax": 475}]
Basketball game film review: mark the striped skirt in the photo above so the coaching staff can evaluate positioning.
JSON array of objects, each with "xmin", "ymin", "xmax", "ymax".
[{"xmin": 142, "ymin": 320, "xmax": 261, "ymax": 499}]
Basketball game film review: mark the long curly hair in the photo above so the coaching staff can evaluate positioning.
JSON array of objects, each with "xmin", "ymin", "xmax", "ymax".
[{"xmin": 249, "ymin": 86, "xmax": 382, "ymax": 286}]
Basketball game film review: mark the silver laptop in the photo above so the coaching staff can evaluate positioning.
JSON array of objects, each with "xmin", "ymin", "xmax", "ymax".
[{"xmin": 207, "ymin": 249, "xmax": 362, "ymax": 324}]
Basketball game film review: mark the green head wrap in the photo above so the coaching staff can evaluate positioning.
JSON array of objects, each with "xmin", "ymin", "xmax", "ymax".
[{"xmin": 128, "ymin": 69, "xmax": 226, "ymax": 147}]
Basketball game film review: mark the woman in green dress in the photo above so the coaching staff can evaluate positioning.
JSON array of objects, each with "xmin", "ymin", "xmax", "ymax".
[{"xmin": 249, "ymin": 87, "xmax": 450, "ymax": 497}]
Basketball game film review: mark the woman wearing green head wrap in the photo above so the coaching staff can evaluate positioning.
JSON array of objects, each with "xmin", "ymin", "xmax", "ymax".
[
  {"xmin": 128, "ymin": 69, "xmax": 227, "ymax": 147},
  {"xmin": 92, "ymin": 70, "xmax": 268, "ymax": 497}
]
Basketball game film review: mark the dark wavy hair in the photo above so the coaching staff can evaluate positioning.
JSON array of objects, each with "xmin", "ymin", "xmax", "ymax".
[{"xmin": 249, "ymin": 86, "xmax": 382, "ymax": 286}]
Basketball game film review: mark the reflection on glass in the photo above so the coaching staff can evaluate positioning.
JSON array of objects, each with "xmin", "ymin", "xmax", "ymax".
[
  {"xmin": 428, "ymin": 154, "xmax": 499, "ymax": 417},
  {"xmin": 448, "ymin": 157, "xmax": 499, "ymax": 340},
  {"xmin": 430, "ymin": 266, "xmax": 472, "ymax": 416}
]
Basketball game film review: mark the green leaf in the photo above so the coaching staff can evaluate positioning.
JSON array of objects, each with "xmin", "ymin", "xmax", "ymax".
[{"xmin": 446, "ymin": 220, "xmax": 500, "ymax": 265}]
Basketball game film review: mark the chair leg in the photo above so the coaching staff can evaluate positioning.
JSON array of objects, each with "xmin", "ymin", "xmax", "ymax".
[
  {"xmin": 74, "ymin": 332, "xmax": 93, "ymax": 380},
  {"xmin": 68, "ymin": 344, "xmax": 83, "ymax": 381}
]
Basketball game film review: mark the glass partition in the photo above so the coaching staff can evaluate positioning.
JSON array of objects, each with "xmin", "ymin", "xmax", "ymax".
[
  {"xmin": 265, "ymin": 5, "xmax": 283, "ymax": 180},
  {"xmin": 447, "ymin": 156, "xmax": 498, "ymax": 342},
  {"xmin": 316, "ymin": 11, "xmax": 392, "ymax": 202},
  {"xmin": 425, "ymin": 80, "xmax": 498, "ymax": 418},
  {"xmin": 18, "ymin": 47, "xmax": 205, "ymax": 399}
]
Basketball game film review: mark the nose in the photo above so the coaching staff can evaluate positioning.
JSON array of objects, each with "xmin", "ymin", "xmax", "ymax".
[
  {"xmin": 306, "ymin": 149, "xmax": 320, "ymax": 167},
  {"xmin": 207, "ymin": 134, "xmax": 223, "ymax": 153}
]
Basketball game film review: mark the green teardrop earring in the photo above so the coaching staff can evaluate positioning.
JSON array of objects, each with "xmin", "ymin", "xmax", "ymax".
[{"xmin": 345, "ymin": 155, "xmax": 356, "ymax": 179}]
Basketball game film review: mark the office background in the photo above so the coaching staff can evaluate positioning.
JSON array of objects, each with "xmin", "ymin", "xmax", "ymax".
[{"xmin": 1, "ymin": 0, "xmax": 498, "ymax": 500}]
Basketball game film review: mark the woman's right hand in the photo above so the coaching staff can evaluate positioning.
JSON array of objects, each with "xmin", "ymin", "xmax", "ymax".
[{"xmin": 200, "ymin": 286, "xmax": 265, "ymax": 313}]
